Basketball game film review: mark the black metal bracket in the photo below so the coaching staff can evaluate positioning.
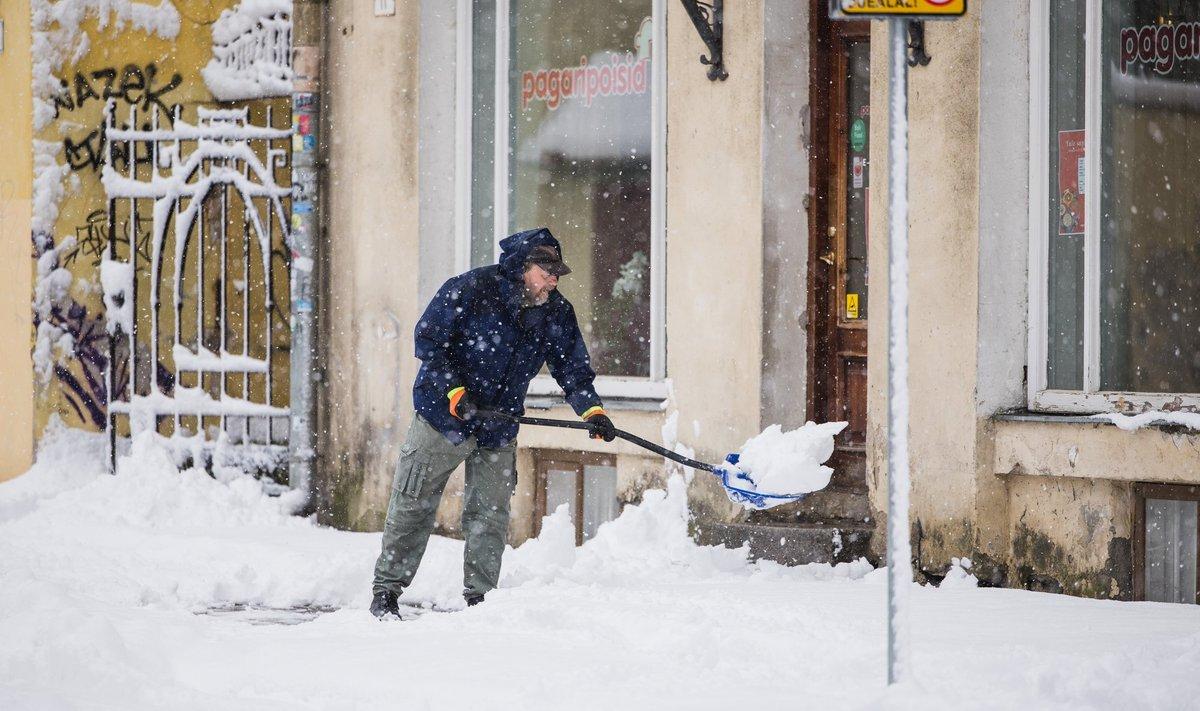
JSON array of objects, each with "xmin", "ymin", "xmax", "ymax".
[
  {"xmin": 680, "ymin": 0, "xmax": 728, "ymax": 81},
  {"xmin": 907, "ymin": 21, "xmax": 932, "ymax": 67}
]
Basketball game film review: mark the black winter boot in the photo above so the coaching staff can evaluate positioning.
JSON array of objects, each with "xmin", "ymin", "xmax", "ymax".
[
  {"xmin": 465, "ymin": 594, "xmax": 485, "ymax": 607},
  {"xmin": 370, "ymin": 590, "xmax": 400, "ymax": 619}
]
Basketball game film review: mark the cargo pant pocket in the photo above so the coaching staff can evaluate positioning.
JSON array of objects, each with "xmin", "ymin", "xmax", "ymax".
[{"xmin": 394, "ymin": 449, "xmax": 433, "ymax": 500}]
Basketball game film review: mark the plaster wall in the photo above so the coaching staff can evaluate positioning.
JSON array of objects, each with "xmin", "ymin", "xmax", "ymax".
[
  {"xmin": 759, "ymin": 0, "xmax": 811, "ymax": 432},
  {"xmin": 0, "ymin": 0, "xmax": 35, "ymax": 481},
  {"xmin": 995, "ymin": 420, "xmax": 1200, "ymax": 483},
  {"xmin": 666, "ymin": 0, "xmax": 766, "ymax": 523},
  {"xmin": 1006, "ymin": 473, "xmax": 1133, "ymax": 599},
  {"xmin": 317, "ymin": 0, "xmax": 422, "ymax": 530},
  {"xmin": 866, "ymin": 15, "xmax": 987, "ymax": 572}
]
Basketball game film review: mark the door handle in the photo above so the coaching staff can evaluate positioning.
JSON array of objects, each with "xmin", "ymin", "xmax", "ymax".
[{"xmin": 818, "ymin": 250, "xmax": 836, "ymax": 267}]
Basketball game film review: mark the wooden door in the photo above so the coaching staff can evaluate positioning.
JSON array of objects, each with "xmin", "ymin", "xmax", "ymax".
[{"xmin": 809, "ymin": 17, "xmax": 870, "ymax": 484}]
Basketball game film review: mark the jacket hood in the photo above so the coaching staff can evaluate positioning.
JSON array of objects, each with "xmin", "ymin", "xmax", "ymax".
[{"xmin": 498, "ymin": 228, "xmax": 562, "ymax": 280}]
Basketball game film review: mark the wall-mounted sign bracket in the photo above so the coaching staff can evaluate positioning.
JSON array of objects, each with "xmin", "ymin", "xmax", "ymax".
[
  {"xmin": 679, "ymin": 0, "xmax": 727, "ymax": 81},
  {"xmin": 906, "ymin": 21, "xmax": 931, "ymax": 67}
]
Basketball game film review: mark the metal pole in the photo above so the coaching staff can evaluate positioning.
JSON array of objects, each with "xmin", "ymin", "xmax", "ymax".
[
  {"xmin": 886, "ymin": 18, "xmax": 912, "ymax": 686},
  {"xmin": 289, "ymin": 1, "xmax": 323, "ymax": 512}
]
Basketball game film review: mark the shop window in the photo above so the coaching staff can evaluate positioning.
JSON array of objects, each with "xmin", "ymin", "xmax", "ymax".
[
  {"xmin": 1134, "ymin": 484, "xmax": 1200, "ymax": 604},
  {"xmin": 462, "ymin": 0, "xmax": 664, "ymax": 385},
  {"xmin": 1031, "ymin": 0, "xmax": 1200, "ymax": 410},
  {"xmin": 533, "ymin": 450, "xmax": 619, "ymax": 545}
]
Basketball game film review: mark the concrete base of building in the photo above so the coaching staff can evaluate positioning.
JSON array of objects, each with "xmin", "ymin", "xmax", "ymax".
[{"xmin": 695, "ymin": 521, "xmax": 874, "ymax": 566}]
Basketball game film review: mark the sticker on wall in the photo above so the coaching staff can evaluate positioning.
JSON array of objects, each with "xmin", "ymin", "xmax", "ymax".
[
  {"xmin": 850, "ymin": 118, "xmax": 867, "ymax": 153},
  {"xmin": 846, "ymin": 293, "xmax": 860, "ymax": 320},
  {"xmin": 852, "ymin": 156, "xmax": 865, "ymax": 189},
  {"xmin": 1058, "ymin": 129, "xmax": 1084, "ymax": 236}
]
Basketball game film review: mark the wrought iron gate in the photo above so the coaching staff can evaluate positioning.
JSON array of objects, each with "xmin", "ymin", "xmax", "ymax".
[{"xmin": 101, "ymin": 101, "xmax": 293, "ymax": 475}]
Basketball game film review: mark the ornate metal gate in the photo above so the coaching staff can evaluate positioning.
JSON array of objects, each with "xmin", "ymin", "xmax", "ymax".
[{"xmin": 101, "ymin": 101, "xmax": 293, "ymax": 475}]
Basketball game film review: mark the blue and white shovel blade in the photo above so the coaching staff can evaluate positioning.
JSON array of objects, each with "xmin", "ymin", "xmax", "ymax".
[{"xmin": 713, "ymin": 454, "xmax": 806, "ymax": 511}]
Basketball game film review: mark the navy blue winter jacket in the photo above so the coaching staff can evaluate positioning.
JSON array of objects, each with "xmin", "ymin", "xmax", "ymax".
[{"xmin": 412, "ymin": 228, "xmax": 604, "ymax": 448}]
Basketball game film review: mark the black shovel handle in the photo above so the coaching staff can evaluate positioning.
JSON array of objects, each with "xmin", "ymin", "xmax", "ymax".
[{"xmin": 475, "ymin": 409, "xmax": 716, "ymax": 473}]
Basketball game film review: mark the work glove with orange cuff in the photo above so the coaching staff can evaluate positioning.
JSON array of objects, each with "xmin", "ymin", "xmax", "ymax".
[
  {"xmin": 448, "ymin": 387, "xmax": 478, "ymax": 421},
  {"xmin": 583, "ymin": 407, "xmax": 616, "ymax": 442}
]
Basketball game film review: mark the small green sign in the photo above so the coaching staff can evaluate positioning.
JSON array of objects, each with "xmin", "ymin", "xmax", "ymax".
[{"xmin": 850, "ymin": 118, "xmax": 867, "ymax": 152}]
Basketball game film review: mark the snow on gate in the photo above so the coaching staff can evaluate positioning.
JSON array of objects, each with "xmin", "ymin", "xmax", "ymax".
[{"xmin": 99, "ymin": 101, "xmax": 293, "ymax": 475}]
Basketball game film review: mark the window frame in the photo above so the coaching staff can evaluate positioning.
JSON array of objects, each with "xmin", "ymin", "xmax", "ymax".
[
  {"xmin": 532, "ymin": 448, "xmax": 618, "ymax": 545},
  {"xmin": 455, "ymin": 0, "xmax": 668, "ymax": 400},
  {"xmin": 1132, "ymin": 483, "xmax": 1200, "ymax": 604},
  {"xmin": 1027, "ymin": 0, "xmax": 1200, "ymax": 413}
]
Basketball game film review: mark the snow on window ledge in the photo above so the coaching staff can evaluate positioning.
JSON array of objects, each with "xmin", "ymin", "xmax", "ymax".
[
  {"xmin": 526, "ymin": 374, "xmax": 668, "ymax": 411},
  {"xmin": 995, "ymin": 409, "xmax": 1200, "ymax": 434},
  {"xmin": 1090, "ymin": 411, "xmax": 1200, "ymax": 433}
]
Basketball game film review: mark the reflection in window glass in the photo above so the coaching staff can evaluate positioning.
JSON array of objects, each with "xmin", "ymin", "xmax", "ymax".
[
  {"xmin": 508, "ymin": 1, "xmax": 653, "ymax": 377},
  {"xmin": 582, "ymin": 464, "xmax": 618, "ymax": 541},
  {"xmin": 1101, "ymin": 1, "xmax": 1200, "ymax": 392},
  {"xmin": 844, "ymin": 41, "xmax": 870, "ymax": 321},
  {"xmin": 1145, "ymin": 498, "xmax": 1198, "ymax": 604},
  {"xmin": 1046, "ymin": 0, "xmax": 1086, "ymax": 390},
  {"xmin": 545, "ymin": 468, "xmax": 577, "ymax": 522}
]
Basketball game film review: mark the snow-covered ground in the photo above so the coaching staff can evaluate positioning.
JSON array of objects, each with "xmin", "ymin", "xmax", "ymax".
[{"xmin": 2, "ymin": 425, "xmax": 1199, "ymax": 710}]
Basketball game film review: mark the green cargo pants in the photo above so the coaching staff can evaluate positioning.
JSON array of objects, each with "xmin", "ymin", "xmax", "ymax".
[{"xmin": 372, "ymin": 414, "xmax": 517, "ymax": 599}]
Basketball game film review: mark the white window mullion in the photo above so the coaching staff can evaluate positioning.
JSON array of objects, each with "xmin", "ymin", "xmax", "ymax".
[
  {"xmin": 650, "ymin": 0, "xmax": 667, "ymax": 380},
  {"xmin": 492, "ymin": 0, "xmax": 510, "ymax": 258},
  {"xmin": 1082, "ymin": 0, "xmax": 1102, "ymax": 394},
  {"xmin": 454, "ymin": 0, "xmax": 473, "ymax": 274},
  {"xmin": 1027, "ymin": 0, "xmax": 1050, "ymax": 404}
]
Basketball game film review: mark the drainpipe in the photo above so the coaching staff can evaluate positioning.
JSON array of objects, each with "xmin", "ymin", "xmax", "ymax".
[{"xmin": 289, "ymin": 0, "xmax": 324, "ymax": 512}]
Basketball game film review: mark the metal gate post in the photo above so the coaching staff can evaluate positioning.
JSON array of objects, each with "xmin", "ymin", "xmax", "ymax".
[{"xmin": 289, "ymin": 3, "xmax": 323, "ymax": 511}]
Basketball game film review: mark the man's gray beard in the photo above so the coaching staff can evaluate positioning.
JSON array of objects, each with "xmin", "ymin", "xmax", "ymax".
[{"xmin": 523, "ymin": 289, "xmax": 549, "ymax": 307}]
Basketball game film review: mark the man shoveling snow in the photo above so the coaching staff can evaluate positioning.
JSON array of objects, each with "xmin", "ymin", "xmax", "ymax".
[
  {"xmin": 369, "ymin": 227, "xmax": 850, "ymax": 618},
  {"xmin": 370, "ymin": 228, "xmax": 617, "ymax": 619}
]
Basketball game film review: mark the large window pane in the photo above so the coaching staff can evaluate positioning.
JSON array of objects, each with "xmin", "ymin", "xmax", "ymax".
[
  {"xmin": 1047, "ymin": 0, "xmax": 1086, "ymax": 390},
  {"xmin": 1101, "ymin": 1, "xmax": 1200, "ymax": 392},
  {"xmin": 1145, "ymin": 498, "xmax": 1198, "ymax": 604},
  {"xmin": 509, "ymin": 1, "xmax": 653, "ymax": 377}
]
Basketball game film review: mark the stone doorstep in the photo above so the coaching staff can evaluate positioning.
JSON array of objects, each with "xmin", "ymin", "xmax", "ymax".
[
  {"xmin": 695, "ymin": 521, "xmax": 874, "ymax": 566},
  {"xmin": 758, "ymin": 485, "xmax": 873, "ymax": 526}
]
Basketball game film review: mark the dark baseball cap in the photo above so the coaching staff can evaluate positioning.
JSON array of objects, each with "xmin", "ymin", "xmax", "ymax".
[{"xmin": 526, "ymin": 244, "xmax": 572, "ymax": 276}]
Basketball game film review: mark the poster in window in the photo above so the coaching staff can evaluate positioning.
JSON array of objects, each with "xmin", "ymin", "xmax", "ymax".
[{"xmin": 1058, "ymin": 129, "xmax": 1085, "ymax": 236}]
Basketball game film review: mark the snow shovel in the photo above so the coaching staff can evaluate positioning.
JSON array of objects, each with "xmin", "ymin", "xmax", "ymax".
[{"xmin": 473, "ymin": 409, "xmax": 808, "ymax": 510}]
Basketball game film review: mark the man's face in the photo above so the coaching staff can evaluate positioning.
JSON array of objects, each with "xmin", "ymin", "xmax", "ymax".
[{"xmin": 523, "ymin": 263, "xmax": 559, "ymax": 305}]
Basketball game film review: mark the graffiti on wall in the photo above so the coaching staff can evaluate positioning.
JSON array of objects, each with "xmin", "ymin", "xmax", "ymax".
[
  {"xmin": 55, "ymin": 63, "xmax": 183, "ymax": 174},
  {"xmin": 28, "ymin": 0, "xmax": 295, "ymax": 470}
]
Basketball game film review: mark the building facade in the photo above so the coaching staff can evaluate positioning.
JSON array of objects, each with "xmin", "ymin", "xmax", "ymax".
[
  {"xmin": 3, "ymin": 0, "xmax": 1197, "ymax": 604},
  {"xmin": 863, "ymin": 1, "xmax": 1200, "ymax": 602}
]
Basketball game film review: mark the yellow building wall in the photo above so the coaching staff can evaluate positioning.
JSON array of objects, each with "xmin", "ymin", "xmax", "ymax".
[
  {"xmin": 1, "ymin": 0, "xmax": 36, "ymax": 481},
  {"xmin": 25, "ymin": 0, "xmax": 291, "ymax": 475}
]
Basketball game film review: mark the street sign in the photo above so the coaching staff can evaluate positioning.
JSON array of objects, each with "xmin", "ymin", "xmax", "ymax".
[{"xmin": 830, "ymin": 0, "xmax": 965, "ymax": 20}]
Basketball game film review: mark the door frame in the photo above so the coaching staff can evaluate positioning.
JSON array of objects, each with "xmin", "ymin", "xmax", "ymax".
[{"xmin": 806, "ymin": 5, "xmax": 870, "ymax": 431}]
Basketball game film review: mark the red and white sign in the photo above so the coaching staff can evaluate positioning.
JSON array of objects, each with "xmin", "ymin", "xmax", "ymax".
[
  {"xmin": 1058, "ymin": 129, "xmax": 1085, "ymax": 237},
  {"xmin": 521, "ymin": 53, "xmax": 650, "ymax": 111},
  {"xmin": 1120, "ymin": 20, "xmax": 1200, "ymax": 75}
]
